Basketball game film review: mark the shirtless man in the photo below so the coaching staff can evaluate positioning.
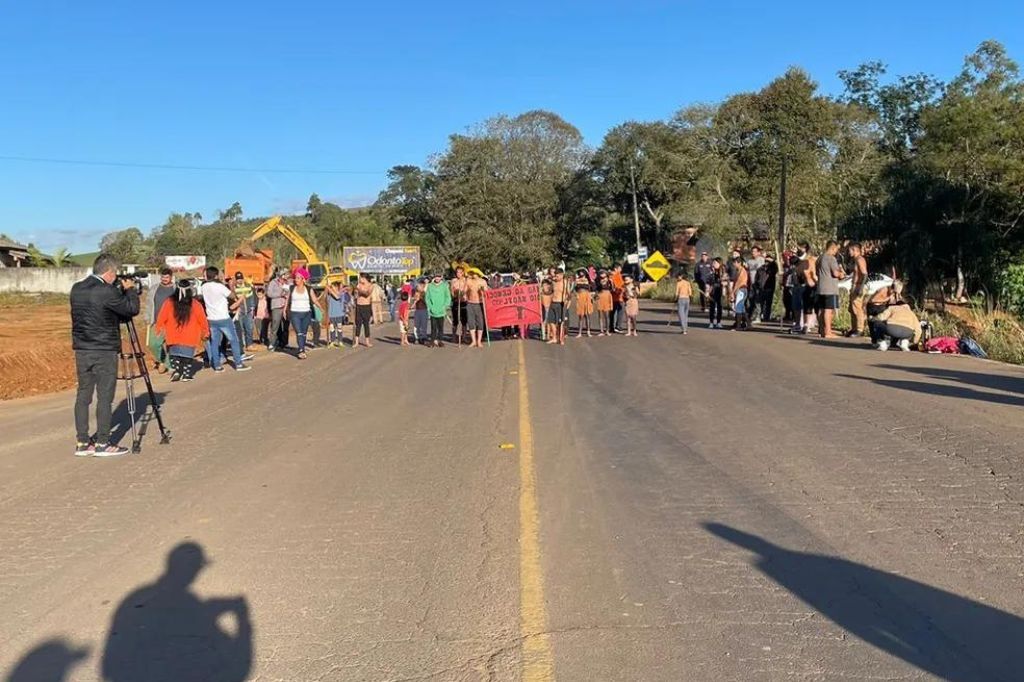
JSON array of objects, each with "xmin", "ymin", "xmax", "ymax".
[
  {"xmin": 730, "ymin": 256, "xmax": 750, "ymax": 330},
  {"xmin": 354, "ymin": 273, "xmax": 374, "ymax": 347},
  {"xmin": 464, "ymin": 270, "xmax": 489, "ymax": 348},
  {"xmin": 846, "ymin": 242, "xmax": 868, "ymax": 337},
  {"xmin": 548, "ymin": 268, "xmax": 572, "ymax": 345},
  {"xmin": 795, "ymin": 241, "xmax": 818, "ymax": 334},
  {"xmin": 450, "ymin": 266, "xmax": 468, "ymax": 343}
]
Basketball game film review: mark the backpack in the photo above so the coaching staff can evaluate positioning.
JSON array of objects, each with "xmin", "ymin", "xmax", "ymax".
[{"xmin": 959, "ymin": 336, "xmax": 987, "ymax": 359}]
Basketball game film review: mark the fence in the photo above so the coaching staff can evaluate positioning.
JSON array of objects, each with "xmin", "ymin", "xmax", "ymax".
[{"xmin": 0, "ymin": 267, "xmax": 90, "ymax": 294}]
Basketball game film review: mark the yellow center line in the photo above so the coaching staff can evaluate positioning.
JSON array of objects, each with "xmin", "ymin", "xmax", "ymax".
[{"xmin": 517, "ymin": 340, "xmax": 555, "ymax": 680}]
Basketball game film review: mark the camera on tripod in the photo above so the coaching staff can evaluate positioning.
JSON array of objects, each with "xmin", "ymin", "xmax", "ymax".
[{"xmin": 115, "ymin": 269, "xmax": 149, "ymax": 290}]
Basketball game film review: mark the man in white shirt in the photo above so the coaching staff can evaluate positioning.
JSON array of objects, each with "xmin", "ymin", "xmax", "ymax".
[{"xmin": 200, "ymin": 267, "xmax": 251, "ymax": 373}]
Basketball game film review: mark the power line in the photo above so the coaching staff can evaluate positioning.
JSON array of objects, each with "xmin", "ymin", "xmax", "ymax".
[{"xmin": 0, "ymin": 154, "xmax": 386, "ymax": 175}]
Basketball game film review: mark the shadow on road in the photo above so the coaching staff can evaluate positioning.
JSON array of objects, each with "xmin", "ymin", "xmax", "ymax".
[
  {"xmin": 704, "ymin": 522, "xmax": 1024, "ymax": 681},
  {"xmin": 5, "ymin": 542, "xmax": 252, "ymax": 682},
  {"xmin": 108, "ymin": 390, "xmax": 168, "ymax": 446},
  {"xmin": 5, "ymin": 639, "xmax": 89, "ymax": 682},
  {"xmin": 873, "ymin": 363, "xmax": 1024, "ymax": 396},
  {"xmin": 101, "ymin": 541, "xmax": 252, "ymax": 682},
  {"xmin": 835, "ymin": 373, "xmax": 1024, "ymax": 407}
]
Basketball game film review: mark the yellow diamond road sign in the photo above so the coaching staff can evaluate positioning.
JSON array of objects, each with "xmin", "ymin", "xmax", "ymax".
[{"xmin": 642, "ymin": 250, "xmax": 671, "ymax": 282}]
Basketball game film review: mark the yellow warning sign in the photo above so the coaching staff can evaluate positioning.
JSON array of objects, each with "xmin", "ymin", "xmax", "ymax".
[{"xmin": 642, "ymin": 250, "xmax": 671, "ymax": 282}]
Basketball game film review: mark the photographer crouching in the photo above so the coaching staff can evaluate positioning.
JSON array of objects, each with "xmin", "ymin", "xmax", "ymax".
[{"xmin": 70, "ymin": 253, "xmax": 140, "ymax": 457}]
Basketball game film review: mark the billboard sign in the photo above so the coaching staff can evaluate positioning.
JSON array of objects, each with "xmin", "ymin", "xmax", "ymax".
[
  {"xmin": 342, "ymin": 246, "xmax": 421, "ymax": 276},
  {"xmin": 164, "ymin": 255, "xmax": 206, "ymax": 272}
]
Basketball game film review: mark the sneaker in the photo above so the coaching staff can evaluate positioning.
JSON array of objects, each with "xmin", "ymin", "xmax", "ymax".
[
  {"xmin": 267, "ymin": 346, "xmax": 275, "ymax": 352},
  {"xmin": 213, "ymin": 367, "xmax": 225, "ymax": 373},
  {"xmin": 877, "ymin": 340, "xmax": 890, "ymax": 352},
  {"xmin": 898, "ymin": 339, "xmax": 911, "ymax": 352},
  {"xmin": 75, "ymin": 441, "xmax": 95, "ymax": 457},
  {"xmin": 182, "ymin": 376, "xmax": 194, "ymax": 382},
  {"xmin": 235, "ymin": 365, "xmax": 252, "ymax": 372},
  {"xmin": 242, "ymin": 353, "xmax": 255, "ymax": 362},
  {"xmin": 93, "ymin": 443, "xmax": 129, "ymax": 457},
  {"xmin": 170, "ymin": 373, "xmax": 182, "ymax": 382}
]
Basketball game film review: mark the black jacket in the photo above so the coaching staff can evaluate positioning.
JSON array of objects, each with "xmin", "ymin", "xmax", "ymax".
[{"xmin": 71, "ymin": 276, "xmax": 140, "ymax": 351}]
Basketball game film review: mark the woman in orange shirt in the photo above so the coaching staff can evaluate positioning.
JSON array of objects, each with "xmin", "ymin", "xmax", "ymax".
[{"xmin": 155, "ymin": 280, "xmax": 210, "ymax": 382}]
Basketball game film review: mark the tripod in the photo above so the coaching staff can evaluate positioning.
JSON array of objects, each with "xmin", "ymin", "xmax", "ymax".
[{"xmin": 119, "ymin": 317, "xmax": 172, "ymax": 453}]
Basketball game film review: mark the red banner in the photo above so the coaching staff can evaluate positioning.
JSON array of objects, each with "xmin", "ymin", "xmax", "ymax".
[{"xmin": 483, "ymin": 284, "xmax": 543, "ymax": 328}]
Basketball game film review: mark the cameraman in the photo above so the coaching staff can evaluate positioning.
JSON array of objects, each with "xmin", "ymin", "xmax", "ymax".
[{"xmin": 70, "ymin": 253, "xmax": 140, "ymax": 457}]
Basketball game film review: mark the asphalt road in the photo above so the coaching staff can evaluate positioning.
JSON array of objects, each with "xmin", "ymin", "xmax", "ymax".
[{"xmin": 1, "ymin": 304, "xmax": 1022, "ymax": 681}]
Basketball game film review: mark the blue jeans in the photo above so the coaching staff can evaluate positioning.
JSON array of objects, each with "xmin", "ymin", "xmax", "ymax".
[
  {"xmin": 207, "ymin": 319, "xmax": 243, "ymax": 370},
  {"xmin": 290, "ymin": 311, "xmax": 312, "ymax": 353},
  {"xmin": 237, "ymin": 314, "xmax": 254, "ymax": 347},
  {"xmin": 676, "ymin": 298, "xmax": 690, "ymax": 332}
]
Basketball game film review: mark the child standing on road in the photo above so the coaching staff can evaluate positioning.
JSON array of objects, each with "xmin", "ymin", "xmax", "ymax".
[
  {"xmin": 398, "ymin": 290, "xmax": 411, "ymax": 346},
  {"xmin": 326, "ymin": 282, "xmax": 346, "ymax": 349}
]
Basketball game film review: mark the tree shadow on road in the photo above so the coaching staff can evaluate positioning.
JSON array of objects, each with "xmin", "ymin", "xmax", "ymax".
[
  {"xmin": 835, "ymin": 373, "xmax": 1024, "ymax": 407},
  {"xmin": 100, "ymin": 541, "xmax": 252, "ymax": 682},
  {"xmin": 704, "ymin": 522, "xmax": 1024, "ymax": 681},
  {"xmin": 5, "ymin": 638, "xmax": 89, "ymax": 682},
  {"xmin": 873, "ymin": 363, "xmax": 1024, "ymax": 396}
]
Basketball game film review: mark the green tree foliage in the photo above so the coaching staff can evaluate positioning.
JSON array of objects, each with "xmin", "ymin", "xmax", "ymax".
[{"xmin": 99, "ymin": 227, "xmax": 147, "ymax": 263}]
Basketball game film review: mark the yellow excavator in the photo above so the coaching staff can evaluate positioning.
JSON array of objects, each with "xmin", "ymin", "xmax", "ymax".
[{"xmin": 247, "ymin": 216, "xmax": 332, "ymax": 287}]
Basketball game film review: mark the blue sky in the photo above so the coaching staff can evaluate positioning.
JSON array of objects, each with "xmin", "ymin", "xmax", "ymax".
[{"xmin": 2, "ymin": 1, "xmax": 1022, "ymax": 253}]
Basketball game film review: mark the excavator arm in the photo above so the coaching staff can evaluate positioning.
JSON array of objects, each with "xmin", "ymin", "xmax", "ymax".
[{"xmin": 249, "ymin": 215, "xmax": 330, "ymax": 286}]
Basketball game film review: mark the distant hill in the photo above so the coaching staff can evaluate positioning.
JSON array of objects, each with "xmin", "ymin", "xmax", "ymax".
[{"xmin": 69, "ymin": 251, "xmax": 99, "ymax": 267}]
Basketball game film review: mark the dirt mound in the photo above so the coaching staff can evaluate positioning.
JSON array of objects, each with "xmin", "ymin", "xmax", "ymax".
[{"xmin": 0, "ymin": 296, "xmax": 77, "ymax": 400}]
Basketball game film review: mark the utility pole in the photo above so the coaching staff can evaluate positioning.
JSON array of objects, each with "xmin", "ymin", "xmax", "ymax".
[
  {"xmin": 630, "ymin": 159, "xmax": 642, "ymax": 259},
  {"xmin": 777, "ymin": 156, "xmax": 788, "ymax": 252}
]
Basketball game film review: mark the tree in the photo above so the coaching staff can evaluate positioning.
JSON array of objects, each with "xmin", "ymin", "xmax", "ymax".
[
  {"xmin": 51, "ymin": 247, "xmax": 74, "ymax": 267},
  {"xmin": 217, "ymin": 202, "xmax": 243, "ymax": 223},
  {"xmin": 306, "ymin": 194, "xmax": 323, "ymax": 221},
  {"xmin": 26, "ymin": 243, "xmax": 50, "ymax": 267},
  {"xmin": 100, "ymin": 228, "xmax": 147, "ymax": 263}
]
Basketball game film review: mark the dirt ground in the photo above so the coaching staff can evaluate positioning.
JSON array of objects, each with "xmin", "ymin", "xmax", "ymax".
[{"xmin": 0, "ymin": 294, "xmax": 77, "ymax": 400}]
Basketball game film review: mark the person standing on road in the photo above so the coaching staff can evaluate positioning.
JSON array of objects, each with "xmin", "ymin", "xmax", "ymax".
[
  {"xmin": 595, "ymin": 270, "xmax": 613, "ymax": 336},
  {"xmin": 675, "ymin": 271, "xmax": 692, "ymax": 334},
  {"xmin": 730, "ymin": 256, "xmax": 750, "ymax": 331},
  {"xmin": 155, "ymin": 279, "xmax": 209, "ymax": 382},
  {"xmin": 846, "ymin": 242, "xmax": 868, "ymax": 337},
  {"xmin": 547, "ymin": 268, "xmax": 571, "ymax": 345},
  {"xmin": 145, "ymin": 266, "xmax": 176, "ymax": 375},
  {"xmin": 694, "ymin": 252, "xmax": 713, "ymax": 312},
  {"xmin": 284, "ymin": 269, "xmax": 319, "ymax": 359},
  {"xmin": 815, "ymin": 240, "xmax": 845, "ymax": 339},
  {"xmin": 622, "ymin": 274, "xmax": 640, "ymax": 336},
  {"xmin": 370, "ymin": 278, "xmax": 385, "ymax": 325},
  {"xmin": 795, "ymin": 242, "xmax": 818, "ymax": 335},
  {"xmin": 465, "ymin": 270, "xmax": 488, "ymax": 348},
  {"xmin": 254, "ymin": 285, "xmax": 270, "ymax": 346},
  {"xmin": 425, "ymin": 273, "xmax": 452, "ymax": 348},
  {"xmin": 450, "ymin": 266, "xmax": 468, "ymax": 343},
  {"xmin": 231, "ymin": 273, "xmax": 255, "ymax": 351},
  {"xmin": 325, "ymin": 281, "xmax": 346, "ymax": 349},
  {"xmin": 745, "ymin": 247, "xmax": 765, "ymax": 323},
  {"xmin": 201, "ymin": 267, "xmax": 251, "ymax": 373},
  {"xmin": 609, "ymin": 264, "xmax": 625, "ymax": 333},
  {"xmin": 706, "ymin": 258, "xmax": 725, "ymax": 329},
  {"xmin": 574, "ymin": 269, "xmax": 594, "ymax": 338},
  {"xmin": 70, "ymin": 253, "xmax": 140, "ymax": 457},
  {"xmin": 354, "ymin": 274, "xmax": 374, "ymax": 348},
  {"xmin": 397, "ymin": 290, "xmax": 412, "ymax": 346},
  {"xmin": 757, "ymin": 254, "xmax": 778, "ymax": 323},
  {"xmin": 413, "ymin": 278, "xmax": 429, "ymax": 344},
  {"xmin": 265, "ymin": 270, "xmax": 289, "ymax": 352}
]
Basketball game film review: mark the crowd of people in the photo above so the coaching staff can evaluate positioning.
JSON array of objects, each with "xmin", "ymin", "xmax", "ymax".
[{"xmin": 140, "ymin": 242, "xmax": 922, "ymax": 385}]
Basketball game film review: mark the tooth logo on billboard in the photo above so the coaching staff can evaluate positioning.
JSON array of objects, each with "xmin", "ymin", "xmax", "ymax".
[{"xmin": 342, "ymin": 247, "xmax": 421, "ymax": 276}]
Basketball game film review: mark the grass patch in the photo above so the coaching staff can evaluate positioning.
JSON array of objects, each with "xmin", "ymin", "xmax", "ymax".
[
  {"xmin": 641, "ymin": 278, "xmax": 678, "ymax": 302},
  {"xmin": 0, "ymin": 292, "xmax": 69, "ymax": 307},
  {"xmin": 920, "ymin": 306, "xmax": 1024, "ymax": 366}
]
